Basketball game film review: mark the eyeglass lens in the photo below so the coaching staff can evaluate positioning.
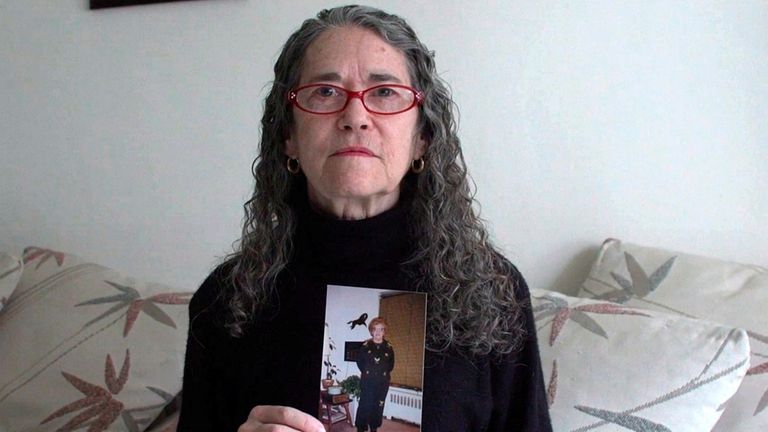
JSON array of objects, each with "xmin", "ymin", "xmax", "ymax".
[{"xmin": 294, "ymin": 85, "xmax": 416, "ymax": 114}]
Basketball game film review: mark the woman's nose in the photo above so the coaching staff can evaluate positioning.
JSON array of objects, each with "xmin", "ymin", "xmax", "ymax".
[{"xmin": 337, "ymin": 97, "xmax": 370, "ymax": 131}]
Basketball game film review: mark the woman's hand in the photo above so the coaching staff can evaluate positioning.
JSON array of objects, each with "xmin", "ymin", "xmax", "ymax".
[{"xmin": 237, "ymin": 405, "xmax": 326, "ymax": 432}]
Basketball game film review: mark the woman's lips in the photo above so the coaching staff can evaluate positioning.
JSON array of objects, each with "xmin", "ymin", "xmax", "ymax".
[{"xmin": 332, "ymin": 147, "xmax": 376, "ymax": 157}]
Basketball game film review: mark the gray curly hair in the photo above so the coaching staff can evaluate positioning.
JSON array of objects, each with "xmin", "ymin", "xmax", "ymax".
[{"xmin": 226, "ymin": 5, "xmax": 525, "ymax": 356}]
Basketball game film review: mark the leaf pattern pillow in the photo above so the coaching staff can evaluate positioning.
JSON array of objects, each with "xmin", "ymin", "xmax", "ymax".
[
  {"xmin": 0, "ymin": 252, "xmax": 23, "ymax": 313},
  {"xmin": 0, "ymin": 247, "xmax": 192, "ymax": 432},
  {"xmin": 532, "ymin": 289, "xmax": 749, "ymax": 432},
  {"xmin": 579, "ymin": 239, "xmax": 768, "ymax": 431}
]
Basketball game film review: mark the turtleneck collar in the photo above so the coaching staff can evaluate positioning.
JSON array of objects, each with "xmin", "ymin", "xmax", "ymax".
[{"xmin": 291, "ymin": 183, "xmax": 413, "ymax": 274}]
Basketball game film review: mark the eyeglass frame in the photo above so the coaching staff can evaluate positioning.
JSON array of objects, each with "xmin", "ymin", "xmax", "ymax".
[{"xmin": 287, "ymin": 83, "xmax": 424, "ymax": 115}]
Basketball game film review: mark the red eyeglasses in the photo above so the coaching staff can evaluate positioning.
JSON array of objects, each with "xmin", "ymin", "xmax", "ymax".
[{"xmin": 288, "ymin": 84, "xmax": 424, "ymax": 115}]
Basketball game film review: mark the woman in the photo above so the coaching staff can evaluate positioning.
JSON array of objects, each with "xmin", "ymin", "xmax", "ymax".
[
  {"xmin": 355, "ymin": 318, "xmax": 395, "ymax": 432},
  {"xmin": 179, "ymin": 5, "xmax": 551, "ymax": 432}
]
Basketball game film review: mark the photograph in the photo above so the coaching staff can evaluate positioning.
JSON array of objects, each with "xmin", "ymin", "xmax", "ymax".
[{"xmin": 320, "ymin": 285, "xmax": 426, "ymax": 432}]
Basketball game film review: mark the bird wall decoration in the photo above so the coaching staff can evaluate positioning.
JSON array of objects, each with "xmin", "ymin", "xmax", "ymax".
[{"xmin": 347, "ymin": 313, "xmax": 368, "ymax": 330}]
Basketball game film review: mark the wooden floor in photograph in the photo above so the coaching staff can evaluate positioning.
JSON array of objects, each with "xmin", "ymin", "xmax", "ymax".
[{"xmin": 330, "ymin": 418, "xmax": 420, "ymax": 432}]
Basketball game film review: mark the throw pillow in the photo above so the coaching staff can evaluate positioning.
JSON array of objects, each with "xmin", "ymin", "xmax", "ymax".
[
  {"xmin": 579, "ymin": 239, "xmax": 768, "ymax": 431},
  {"xmin": 0, "ymin": 247, "xmax": 192, "ymax": 432},
  {"xmin": 532, "ymin": 288, "xmax": 749, "ymax": 432},
  {"xmin": 0, "ymin": 252, "xmax": 23, "ymax": 313}
]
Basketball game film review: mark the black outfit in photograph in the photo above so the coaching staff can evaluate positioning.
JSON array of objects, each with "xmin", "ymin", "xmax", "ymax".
[
  {"xmin": 355, "ymin": 339, "xmax": 395, "ymax": 430},
  {"xmin": 177, "ymin": 189, "xmax": 553, "ymax": 431}
]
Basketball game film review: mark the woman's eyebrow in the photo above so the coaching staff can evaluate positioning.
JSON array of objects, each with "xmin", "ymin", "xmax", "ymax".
[
  {"xmin": 306, "ymin": 72, "xmax": 342, "ymax": 83},
  {"xmin": 304, "ymin": 72, "xmax": 403, "ymax": 84},
  {"xmin": 369, "ymin": 73, "xmax": 402, "ymax": 83}
]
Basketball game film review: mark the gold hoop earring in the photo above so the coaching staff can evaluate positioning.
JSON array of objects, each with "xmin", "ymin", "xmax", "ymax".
[
  {"xmin": 411, "ymin": 158, "xmax": 425, "ymax": 174},
  {"xmin": 286, "ymin": 157, "xmax": 300, "ymax": 174}
]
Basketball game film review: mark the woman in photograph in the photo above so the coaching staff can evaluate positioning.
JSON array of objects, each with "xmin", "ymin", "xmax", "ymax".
[
  {"xmin": 355, "ymin": 317, "xmax": 395, "ymax": 432},
  {"xmin": 179, "ymin": 5, "xmax": 552, "ymax": 432}
]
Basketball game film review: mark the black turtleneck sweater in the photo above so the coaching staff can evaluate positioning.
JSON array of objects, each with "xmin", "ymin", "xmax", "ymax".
[{"xmin": 178, "ymin": 194, "xmax": 552, "ymax": 432}]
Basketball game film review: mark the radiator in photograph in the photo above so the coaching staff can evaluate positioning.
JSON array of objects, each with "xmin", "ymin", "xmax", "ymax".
[{"xmin": 383, "ymin": 386, "xmax": 422, "ymax": 425}]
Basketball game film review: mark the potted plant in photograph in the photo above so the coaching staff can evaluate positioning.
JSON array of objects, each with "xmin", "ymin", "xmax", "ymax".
[
  {"xmin": 339, "ymin": 374, "xmax": 361, "ymax": 422},
  {"xmin": 323, "ymin": 353, "xmax": 340, "ymax": 388},
  {"xmin": 322, "ymin": 325, "xmax": 340, "ymax": 388},
  {"xmin": 339, "ymin": 374, "xmax": 361, "ymax": 400}
]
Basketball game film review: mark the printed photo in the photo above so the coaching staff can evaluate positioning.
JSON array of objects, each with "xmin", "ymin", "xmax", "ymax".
[{"xmin": 319, "ymin": 284, "xmax": 427, "ymax": 432}]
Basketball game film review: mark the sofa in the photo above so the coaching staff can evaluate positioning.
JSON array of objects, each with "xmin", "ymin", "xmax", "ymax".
[{"xmin": 1, "ymin": 240, "xmax": 765, "ymax": 431}]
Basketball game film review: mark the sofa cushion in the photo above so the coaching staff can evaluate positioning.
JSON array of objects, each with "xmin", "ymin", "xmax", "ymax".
[
  {"xmin": 0, "ymin": 247, "xmax": 192, "ymax": 432},
  {"xmin": 532, "ymin": 288, "xmax": 749, "ymax": 431},
  {"xmin": 579, "ymin": 239, "xmax": 768, "ymax": 431},
  {"xmin": 0, "ymin": 252, "xmax": 23, "ymax": 313}
]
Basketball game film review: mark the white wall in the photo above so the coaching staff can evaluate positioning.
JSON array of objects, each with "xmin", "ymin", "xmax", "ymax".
[{"xmin": 2, "ymin": 0, "xmax": 766, "ymax": 295}]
